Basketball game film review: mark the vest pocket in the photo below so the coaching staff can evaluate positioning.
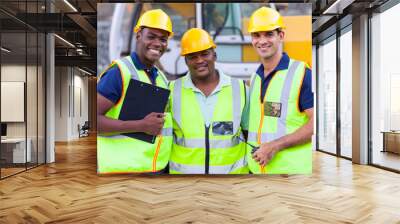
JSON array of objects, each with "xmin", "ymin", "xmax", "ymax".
[{"xmin": 212, "ymin": 121, "xmax": 233, "ymax": 135}]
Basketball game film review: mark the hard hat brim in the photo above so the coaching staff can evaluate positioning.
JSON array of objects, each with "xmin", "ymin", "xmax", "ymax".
[
  {"xmin": 134, "ymin": 25, "xmax": 174, "ymax": 38},
  {"xmin": 181, "ymin": 45, "xmax": 216, "ymax": 56},
  {"xmin": 248, "ymin": 25, "xmax": 285, "ymax": 33}
]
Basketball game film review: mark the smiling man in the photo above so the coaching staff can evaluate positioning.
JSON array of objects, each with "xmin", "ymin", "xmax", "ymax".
[
  {"xmin": 169, "ymin": 28, "xmax": 248, "ymax": 174},
  {"xmin": 97, "ymin": 9, "xmax": 173, "ymax": 174},
  {"xmin": 246, "ymin": 7, "xmax": 314, "ymax": 174}
]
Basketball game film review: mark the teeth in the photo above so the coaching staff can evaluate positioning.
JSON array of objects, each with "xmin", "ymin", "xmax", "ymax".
[
  {"xmin": 149, "ymin": 49, "xmax": 160, "ymax": 55},
  {"xmin": 196, "ymin": 65, "xmax": 207, "ymax": 70}
]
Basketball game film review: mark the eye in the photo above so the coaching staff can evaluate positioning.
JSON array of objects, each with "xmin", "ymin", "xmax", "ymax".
[
  {"xmin": 202, "ymin": 51, "xmax": 209, "ymax": 56},
  {"xmin": 187, "ymin": 55, "xmax": 195, "ymax": 61},
  {"xmin": 266, "ymin": 32, "xmax": 274, "ymax": 37}
]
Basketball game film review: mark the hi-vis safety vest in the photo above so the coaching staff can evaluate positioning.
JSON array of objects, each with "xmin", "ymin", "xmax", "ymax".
[
  {"xmin": 247, "ymin": 59, "xmax": 312, "ymax": 174},
  {"xmin": 169, "ymin": 74, "xmax": 248, "ymax": 174},
  {"xmin": 97, "ymin": 56, "xmax": 173, "ymax": 174}
]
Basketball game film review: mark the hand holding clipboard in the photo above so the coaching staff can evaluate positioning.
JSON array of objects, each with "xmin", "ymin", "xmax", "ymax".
[
  {"xmin": 141, "ymin": 112, "xmax": 165, "ymax": 136},
  {"xmin": 118, "ymin": 79, "xmax": 170, "ymax": 143}
]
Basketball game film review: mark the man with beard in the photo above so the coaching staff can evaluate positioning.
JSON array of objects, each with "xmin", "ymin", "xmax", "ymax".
[{"xmin": 97, "ymin": 9, "xmax": 173, "ymax": 174}]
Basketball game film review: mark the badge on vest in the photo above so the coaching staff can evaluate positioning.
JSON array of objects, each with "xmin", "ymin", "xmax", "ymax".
[
  {"xmin": 212, "ymin": 121, "xmax": 233, "ymax": 135},
  {"xmin": 264, "ymin": 102, "xmax": 282, "ymax": 117}
]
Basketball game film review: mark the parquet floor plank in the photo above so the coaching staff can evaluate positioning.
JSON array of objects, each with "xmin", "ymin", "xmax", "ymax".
[{"xmin": 0, "ymin": 135, "xmax": 399, "ymax": 223}]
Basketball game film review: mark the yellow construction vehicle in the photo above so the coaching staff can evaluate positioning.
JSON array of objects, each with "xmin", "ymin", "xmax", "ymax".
[{"xmin": 105, "ymin": 3, "xmax": 311, "ymax": 79}]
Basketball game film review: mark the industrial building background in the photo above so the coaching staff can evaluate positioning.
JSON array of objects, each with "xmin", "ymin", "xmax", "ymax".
[{"xmin": 0, "ymin": 1, "xmax": 399, "ymax": 223}]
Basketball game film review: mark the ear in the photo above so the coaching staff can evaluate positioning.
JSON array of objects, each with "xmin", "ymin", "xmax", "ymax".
[
  {"xmin": 279, "ymin": 30, "xmax": 285, "ymax": 40},
  {"xmin": 214, "ymin": 51, "xmax": 217, "ymax": 60}
]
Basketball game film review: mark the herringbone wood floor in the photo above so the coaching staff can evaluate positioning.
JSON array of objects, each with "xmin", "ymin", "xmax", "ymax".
[{"xmin": 0, "ymin": 135, "xmax": 399, "ymax": 224}]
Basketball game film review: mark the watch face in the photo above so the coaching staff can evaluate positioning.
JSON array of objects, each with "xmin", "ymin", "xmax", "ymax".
[
  {"xmin": 264, "ymin": 101, "xmax": 282, "ymax": 117},
  {"xmin": 212, "ymin": 121, "xmax": 234, "ymax": 135}
]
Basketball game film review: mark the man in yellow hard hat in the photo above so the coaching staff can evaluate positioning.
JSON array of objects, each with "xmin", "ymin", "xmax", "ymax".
[
  {"xmin": 168, "ymin": 28, "xmax": 249, "ymax": 174},
  {"xmin": 245, "ymin": 7, "xmax": 314, "ymax": 174},
  {"xmin": 97, "ymin": 9, "xmax": 173, "ymax": 174}
]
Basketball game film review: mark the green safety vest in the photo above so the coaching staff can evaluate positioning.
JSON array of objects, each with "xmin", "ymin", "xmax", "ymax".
[
  {"xmin": 247, "ymin": 59, "xmax": 312, "ymax": 174},
  {"xmin": 169, "ymin": 74, "xmax": 248, "ymax": 174},
  {"xmin": 97, "ymin": 56, "xmax": 173, "ymax": 174}
]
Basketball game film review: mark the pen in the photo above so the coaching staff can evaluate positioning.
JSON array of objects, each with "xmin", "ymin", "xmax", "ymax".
[{"xmin": 237, "ymin": 136, "xmax": 259, "ymax": 154}]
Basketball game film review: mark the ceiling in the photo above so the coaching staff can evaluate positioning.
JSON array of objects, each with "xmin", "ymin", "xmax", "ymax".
[
  {"xmin": 311, "ymin": 0, "xmax": 390, "ymax": 43},
  {"xmin": 0, "ymin": 0, "xmax": 394, "ymax": 75},
  {"xmin": 0, "ymin": 0, "xmax": 97, "ymax": 74}
]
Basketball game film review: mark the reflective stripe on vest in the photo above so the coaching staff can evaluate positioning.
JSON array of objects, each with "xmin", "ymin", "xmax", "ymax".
[
  {"xmin": 174, "ymin": 136, "xmax": 241, "ymax": 149},
  {"xmin": 248, "ymin": 61, "xmax": 301, "ymax": 143},
  {"xmin": 97, "ymin": 55, "xmax": 172, "ymax": 174},
  {"xmin": 170, "ymin": 74, "xmax": 248, "ymax": 174},
  {"xmin": 247, "ymin": 59, "xmax": 311, "ymax": 174},
  {"xmin": 99, "ymin": 127, "xmax": 173, "ymax": 139},
  {"xmin": 169, "ymin": 155, "xmax": 246, "ymax": 174}
]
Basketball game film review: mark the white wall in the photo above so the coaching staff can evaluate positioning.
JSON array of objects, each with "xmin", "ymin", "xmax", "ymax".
[
  {"xmin": 72, "ymin": 72, "xmax": 89, "ymax": 138},
  {"xmin": 54, "ymin": 67, "xmax": 89, "ymax": 141},
  {"xmin": 1, "ymin": 63, "xmax": 46, "ymax": 164},
  {"xmin": 1, "ymin": 65, "xmax": 35, "ymax": 138},
  {"xmin": 1, "ymin": 65, "xmax": 25, "ymax": 139},
  {"xmin": 55, "ymin": 66, "xmax": 69, "ymax": 141}
]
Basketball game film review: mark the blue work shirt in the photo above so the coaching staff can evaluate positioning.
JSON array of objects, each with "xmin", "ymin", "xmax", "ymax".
[
  {"xmin": 256, "ymin": 53, "xmax": 313, "ymax": 111},
  {"xmin": 97, "ymin": 52, "xmax": 159, "ymax": 103}
]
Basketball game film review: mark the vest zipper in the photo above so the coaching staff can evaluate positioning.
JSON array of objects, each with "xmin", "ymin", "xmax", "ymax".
[
  {"xmin": 143, "ymin": 69, "xmax": 155, "ymax": 85},
  {"xmin": 205, "ymin": 125, "xmax": 210, "ymax": 174}
]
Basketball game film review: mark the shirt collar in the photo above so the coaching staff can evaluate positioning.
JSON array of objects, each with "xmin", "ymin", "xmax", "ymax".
[
  {"xmin": 184, "ymin": 70, "xmax": 231, "ymax": 94},
  {"xmin": 130, "ymin": 52, "xmax": 158, "ymax": 74},
  {"xmin": 256, "ymin": 52, "xmax": 290, "ymax": 79}
]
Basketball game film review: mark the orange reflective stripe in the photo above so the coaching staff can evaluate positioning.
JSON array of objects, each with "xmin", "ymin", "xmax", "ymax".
[
  {"xmin": 257, "ymin": 78, "xmax": 264, "ymax": 145},
  {"xmin": 260, "ymin": 165, "xmax": 266, "ymax": 174},
  {"xmin": 152, "ymin": 135, "xmax": 163, "ymax": 172},
  {"xmin": 97, "ymin": 62, "xmax": 116, "ymax": 83},
  {"xmin": 257, "ymin": 101, "xmax": 264, "ymax": 145},
  {"xmin": 98, "ymin": 169, "xmax": 164, "ymax": 175},
  {"xmin": 257, "ymin": 79, "xmax": 265, "ymax": 173}
]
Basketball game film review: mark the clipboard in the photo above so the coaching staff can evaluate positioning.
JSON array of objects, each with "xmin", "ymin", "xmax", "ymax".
[{"xmin": 118, "ymin": 79, "xmax": 170, "ymax": 143}]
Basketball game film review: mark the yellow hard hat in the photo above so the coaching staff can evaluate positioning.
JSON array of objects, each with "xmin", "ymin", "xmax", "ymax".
[
  {"xmin": 180, "ymin": 28, "xmax": 216, "ymax": 56},
  {"xmin": 134, "ymin": 9, "xmax": 174, "ymax": 37},
  {"xmin": 248, "ymin": 7, "xmax": 285, "ymax": 33}
]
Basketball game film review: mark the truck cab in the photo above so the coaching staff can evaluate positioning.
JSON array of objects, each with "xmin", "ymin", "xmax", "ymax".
[{"xmin": 103, "ymin": 3, "xmax": 311, "ymax": 79}]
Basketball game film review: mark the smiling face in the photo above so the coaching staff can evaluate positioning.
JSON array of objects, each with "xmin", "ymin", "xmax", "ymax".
[
  {"xmin": 136, "ymin": 27, "xmax": 169, "ymax": 65},
  {"xmin": 251, "ymin": 29, "xmax": 284, "ymax": 60},
  {"xmin": 185, "ymin": 48, "xmax": 217, "ymax": 80}
]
